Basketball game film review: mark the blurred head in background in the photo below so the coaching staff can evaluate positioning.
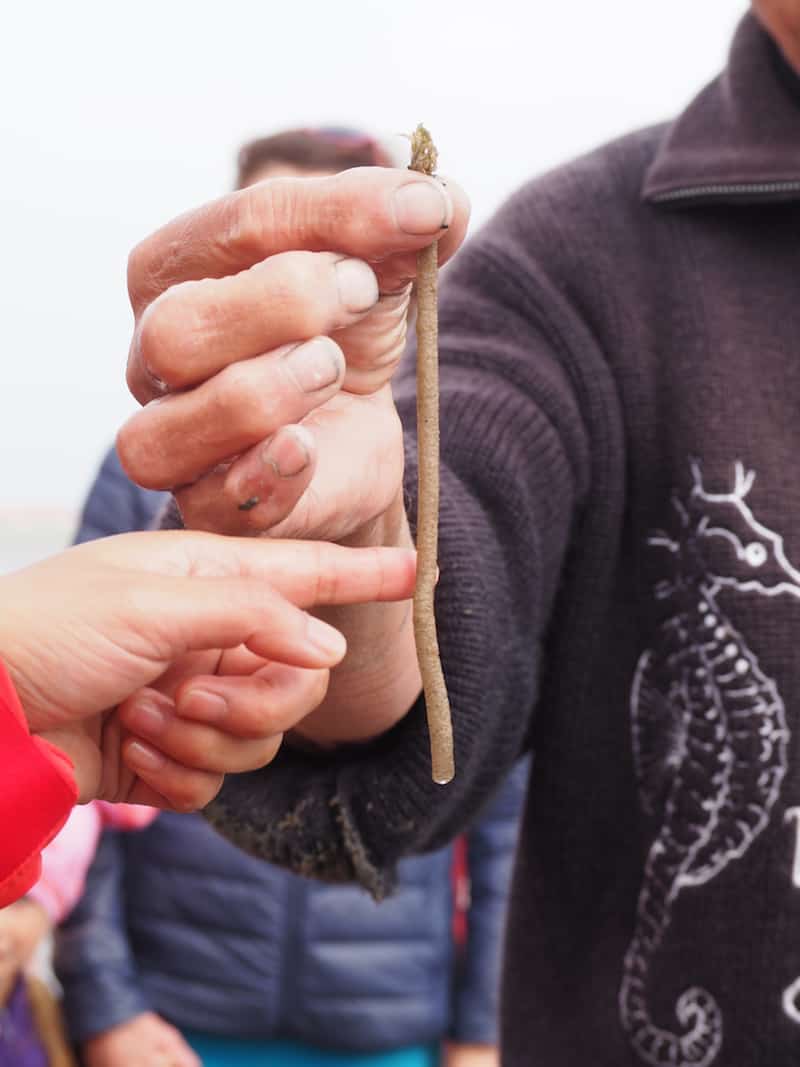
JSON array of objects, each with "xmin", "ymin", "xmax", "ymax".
[
  {"xmin": 236, "ymin": 126, "xmax": 393, "ymax": 187},
  {"xmin": 752, "ymin": 0, "xmax": 800, "ymax": 70}
]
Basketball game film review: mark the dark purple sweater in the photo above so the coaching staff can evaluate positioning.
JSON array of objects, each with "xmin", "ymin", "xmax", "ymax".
[{"xmin": 166, "ymin": 14, "xmax": 800, "ymax": 1066}]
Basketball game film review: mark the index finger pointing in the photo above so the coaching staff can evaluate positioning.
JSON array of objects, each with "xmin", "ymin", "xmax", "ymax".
[
  {"xmin": 127, "ymin": 167, "xmax": 468, "ymax": 315},
  {"xmin": 94, "ymin": 530, "xmax": 418, "ymax": 608},
  {"xmin": 208, "ymin": 537, "xmax": 418, "ymax": 609}
]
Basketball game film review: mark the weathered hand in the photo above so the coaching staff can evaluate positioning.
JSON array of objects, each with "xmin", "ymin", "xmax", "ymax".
[
  {"xmin": 0, "ymin": 530, "xmax": 415, "ymax": 807},
  {"xmin": 117, "ymin": 167, "xmax": 470, "ymax": 542}
]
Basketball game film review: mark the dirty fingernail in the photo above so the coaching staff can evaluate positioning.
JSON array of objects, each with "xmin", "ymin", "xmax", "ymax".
[
  {"xmin": 126, "ymin": 740, "xmax": 166, "ymax": 771},
  {"xmin": 393, "ymin": 180, "xmax": 453, "ymax": 235},
  {"xmin": 229, "ymin": 425, "xmax": 314, "ymax": 504},
  {"xmin": 263, "ymin": 425, "xmax": 314, "ymax": 478},
  {"xmin": 335, "ymin": 258, "xmax": 379, "ymax": 313},
  {"xmin": 285, "ymin": 337, "xmax": 344, "ymax": 393}
]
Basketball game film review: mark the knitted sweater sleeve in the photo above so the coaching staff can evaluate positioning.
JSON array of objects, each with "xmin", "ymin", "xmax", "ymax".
[{"xmin": 186, "ymin": 204, "xmax": 592, "ymax": 898}]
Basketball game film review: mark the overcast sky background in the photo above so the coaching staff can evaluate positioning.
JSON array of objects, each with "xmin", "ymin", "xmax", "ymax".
[{"xmin": 0, "ymin": 0, "xmax": 746, "ymax": 569}]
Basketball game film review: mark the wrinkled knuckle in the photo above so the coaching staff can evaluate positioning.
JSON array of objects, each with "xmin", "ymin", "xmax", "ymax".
[
  {"xmin": 373, "ymin": 344, "xmax": 406, "ymax": 387},
  {"xmin": 184, "ymin": 277, "xmax": 227, "ymax": 334},
  {"xmin": 357, "ymin": 328, "xmax": 406, "ymax": 378},
  {"xmin": 229, "ymin": 180, "xmax": 308, "ymax": 264},
  {"xmin": 320, "ymin": 172, "xmax": 360, "ymax": 233},
  {"xmin": 158, "ymin": 280, "xmax": 221, "ymax": 386}
]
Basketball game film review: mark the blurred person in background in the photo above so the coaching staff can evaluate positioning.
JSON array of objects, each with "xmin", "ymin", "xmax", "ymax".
[
  {"xmin": 57, "ymin": 127, "xmax": 527, "ymax": 1067},
  {"xmin": 0, "ymin": 804, "xmax": 156, "ymax": 1067},
  {"xmin": 110, "ymin": 4, "xmax": 800, "ymax": 1065}
]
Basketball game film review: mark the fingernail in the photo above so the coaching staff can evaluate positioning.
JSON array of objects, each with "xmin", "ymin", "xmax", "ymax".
[
  {"xmin": 230, "ymin": 424, "xmax": 314, "ymax": 505},
  {"xmin": 306, "ymin": 615, "xmax": 347, "ymax": 660},
  {"xmin": 285, "ymin": 337, "xmax": 344, "ymax": 393},
  {"xmin": 178, "ymin": 689, "xmax": 228, "ymax": 723},
  {"xmin": 126, "ymin": 740, "xmax": 166, "ymax": 771},
  {"xmin": 127, "ymin": 699, "xmax": 168, "ymax": 737},
  {"xmin": 263, "ymin": 425, "xmax": 313, "ymax": 478},
  {"xmin": 393, "ymin": 180, "xmax": 453, "ymax": 235},
  {"xmin": 335, "ymin": 258, "xmax": 379, "ymax": 313}
]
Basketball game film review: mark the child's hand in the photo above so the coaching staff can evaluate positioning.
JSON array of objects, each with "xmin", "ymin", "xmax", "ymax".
[
  {"xmin": 0, "ymin": 898, "xmax": 49, "ymax": 1005},
  {"xmin": 83, "ymin": 1011, "xmax": 201, "ymax": 1067}
]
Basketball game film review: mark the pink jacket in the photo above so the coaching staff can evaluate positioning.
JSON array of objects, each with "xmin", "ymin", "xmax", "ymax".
[{"xmin": 29, "ymin": 803, "xmax": 156, "ymax": 923}]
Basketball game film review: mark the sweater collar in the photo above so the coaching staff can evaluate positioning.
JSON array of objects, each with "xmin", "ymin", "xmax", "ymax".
[{"xmin": 642, "ymin": 13, "xmax": 800, "ymax": 206}]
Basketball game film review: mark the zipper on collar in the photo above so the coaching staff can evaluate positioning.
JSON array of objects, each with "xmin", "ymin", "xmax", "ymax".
[{"xmin": 652, "ymin": 180, "xmax": 800, "ymax": 204}]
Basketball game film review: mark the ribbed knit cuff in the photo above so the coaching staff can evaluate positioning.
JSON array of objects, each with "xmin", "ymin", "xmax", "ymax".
[{"xmin": 203, "ymin": 404, "xmax": 549, "ymax": 896}]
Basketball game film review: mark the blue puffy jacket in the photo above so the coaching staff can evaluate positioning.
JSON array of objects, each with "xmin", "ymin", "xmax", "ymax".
[{"xmin": 56, "ymin": 447, "xmax": 529, "ymax": 1050}]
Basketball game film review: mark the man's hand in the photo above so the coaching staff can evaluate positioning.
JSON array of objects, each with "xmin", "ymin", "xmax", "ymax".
[
  {"xmin": 0, "ymin": 530, "xmax": 415, "ymax": 808},
  {"xmin": 118, "ymin": 167, "xmax": 469, "ymax": 542},
  {"xmin": 83, "ymin": 1012, "xmax": 201, "ymax": 1067},
  {"xmin": 117, "ymin": 166, "xmax": 469, "ymax": 746}
]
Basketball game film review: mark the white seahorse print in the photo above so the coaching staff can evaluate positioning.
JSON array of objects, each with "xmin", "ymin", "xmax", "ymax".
[{"xmin": 620, "ymin": 461, "xmax": 795, "ymax": 1067}]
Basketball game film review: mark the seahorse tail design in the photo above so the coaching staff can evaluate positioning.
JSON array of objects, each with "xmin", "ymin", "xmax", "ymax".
[
  {"xmin": 620, "ymin": 836, "xmax": 723, "ymax": 1067},
  {"xmin": 621, "ymin": 961, "xmax": 722, "ymax": 1066}
]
